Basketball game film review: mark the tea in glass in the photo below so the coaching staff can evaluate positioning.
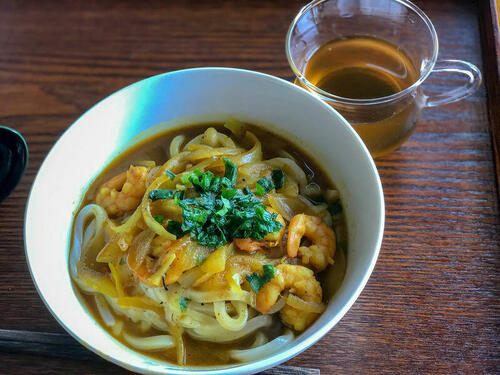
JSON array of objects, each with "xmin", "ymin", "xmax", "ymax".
[
  {"xmin": 300, "ymin": 36, "xmax": 421, "ymax": 157},
  {"xmin": 287, "ymin": 0, "xmax": 482, "ymax": 158}
]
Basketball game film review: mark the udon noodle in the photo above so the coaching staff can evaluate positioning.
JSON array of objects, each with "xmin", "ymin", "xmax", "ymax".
[{"xmin": 70, "ymin": 121, "xmax": 346, "ymax": 366}]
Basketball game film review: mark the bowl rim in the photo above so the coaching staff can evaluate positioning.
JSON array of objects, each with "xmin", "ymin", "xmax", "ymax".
[{"xmin": 24, "ymin": 67, "xmax": 385, "ymax": 375}]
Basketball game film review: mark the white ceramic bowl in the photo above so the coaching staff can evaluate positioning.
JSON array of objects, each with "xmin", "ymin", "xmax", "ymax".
[{"xmin": 25, "ymin": 68, "xmax": 384, "ymax": 374}]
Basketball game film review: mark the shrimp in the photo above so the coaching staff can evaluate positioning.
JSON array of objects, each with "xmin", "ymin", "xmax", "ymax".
[
  {"xmin": 128, "ymin": 235, "xmax": 210, "ymax": 287},
  {"xmin": 287, "ymin": 214, "xmax": 335, "ymax": 272},
  {"xmin": 256, "ymin": 264, "xmax": 323, "ymax": 331},
  {"xmin": 96, "ymin": 165, "xmax": 149, "ymax": 217},
  {"xmin": 234, "ymin": 208, "xmax": 286, "ymax": 252}
]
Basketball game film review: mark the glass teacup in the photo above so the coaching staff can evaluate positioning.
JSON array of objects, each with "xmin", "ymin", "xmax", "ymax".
[{"xmin": 286, "ymin": 0, "xmax": 482, "ymax": 158}]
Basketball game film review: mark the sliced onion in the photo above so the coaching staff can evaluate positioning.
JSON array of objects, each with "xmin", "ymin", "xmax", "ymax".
[
  {"xmin": 184, "ymin": 133, "xmax": 204, "ymax": 150},
  {"xmin": 111, "ymin": 207, "xmax": 141, "ymax": 234},
  {"xmin": 135, "ymin": 160, "xmax": 156, "ymax": 169},
  {"xmin": 141, "ymin": 174, "xmax": 176, "ymax": 239},
  {"xmin": 132, "ymin": 229, "xmax": 155, "ymax": 266},
  {"xmin": 229, "ymin": 330, "xmax": 294, "ymax": 362},
  {"xmin": 217, "ymin": 132, "xmax": 236, "ymax": 147},
  {"xmin": 278, "ymin": 150, "xmax": 297, "ymax": 162},
  {"xmin": 224, "ymin": 118, "xmax": 245, "ymax": 137},
  {"xmin": 230, "ymin": 131, "xmax": 262, "ymax": 166},
  {"xmin": 177, "ymin": 267, "xmax": 206, "ymax": 288},
  {"xmin": 266, "ymin": 157, "xmax": 307, "ymax": 190},
  {"xmin": 266, "ymin": 292, "xmax": 288, "ymax": 315},
  {"xmin": 94, "ymin": 294, "xmax": 115, "ymax": 327},
  {"xmin": 325, "ymin": 189, "xmax": 340, "ymax": 203},
  {"xmin": 170, "ymin": 135, "xmax": 186, "ymax": 156},
  {"xmin": 303, "ymin": 182, "xmax": 322, "ymax": 197},
  {"xmin": 286, "ymin": 294, "xmax": 326, "ymax": 313}
]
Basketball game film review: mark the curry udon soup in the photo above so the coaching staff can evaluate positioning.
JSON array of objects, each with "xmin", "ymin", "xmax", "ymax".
[{"xmin": 69, "ymin": 120, "xmax": 347, "ymax": 366}]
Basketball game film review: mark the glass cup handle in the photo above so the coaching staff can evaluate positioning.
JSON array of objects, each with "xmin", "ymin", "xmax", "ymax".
[{"xmin": 423, "ymin": 59, "xmax": 482, "ymax": 108}]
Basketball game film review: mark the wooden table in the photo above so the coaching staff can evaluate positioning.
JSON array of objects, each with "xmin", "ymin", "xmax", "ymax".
[{"xmin": 1, "ymin": 0, "xmax": 499, "ymax": 373}]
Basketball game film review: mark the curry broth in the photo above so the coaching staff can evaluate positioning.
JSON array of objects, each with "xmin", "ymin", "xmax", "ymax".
[{"xmin": 74, "ymin": 122, "xmax": 347, "ymax": 366}]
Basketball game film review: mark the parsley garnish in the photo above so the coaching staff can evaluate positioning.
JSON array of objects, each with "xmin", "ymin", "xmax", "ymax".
[
  {"xmin": 271, "ymin": 169, "xmax": 285, "ymax": 190},
  {"xmin": 149, "ymin": 189, "xmax": 176, "ymax": 201},
  {"xmin": 174, "ymin": 162, "xmax": 283, "ymax": 249},
  {"xmin": 165, "ymin": 170, "xmax": 176, "ymax": 180},
  {"xmin": 221, "ymin": 188, "xmax": 238, "ymax": 199},
  {"xmin": 255, "ymin": 184, "xmax": 265, "ymax": 196},
  {"xmin": 255, "ymin": 177, "xmax": 274, "ymax": 196},
  {"xmin": 166, "ymin": 220, "xmax": 186, "ymax": 238},
  {"xmin": 173, "ymin": 190, "xmax": 185, "ymax": 204},
  {"xmin": 153, "ymin": 215, "xmax": 164, "ymax": 224},
  {"xmin": 246, "ymin": 265, "xmax": 275, "ymax": 292},
  {"xmin": 181, "ymin": 169, "xmax": 232, "ymax": 193},
  {"xmin": 179, "ymin": 297, "xmax": 189, "ymax": 312},
  {"xmin": 242, "ymin": 186, "xmax": 253, "ymax": 196},
  {"xmin": 223, "ymin": 158, "xmax": 237, "ymax": 186}
]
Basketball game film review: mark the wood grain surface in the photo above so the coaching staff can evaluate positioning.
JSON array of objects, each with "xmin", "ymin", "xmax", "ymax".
[
  {"xmin": 0, "ymin": 0, "xmax": 499, "ymax": 374},
  {"xmin": 480, "ymin": 0, "xmax": 500, "ymax": 195}
]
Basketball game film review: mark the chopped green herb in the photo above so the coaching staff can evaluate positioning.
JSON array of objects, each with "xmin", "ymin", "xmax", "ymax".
[
  {"xmin": 173, "ymin": 190, "xmax": 185, "ymax": 204},
  {"xmin": 215, "ymin": 197, "xmax": 231, "ymax": 216},
  {"xmin": 328, "ymin": 201, "xmax": 343, "ymax": 216},
  {"xmin": 223, "ymin": 158, "xmax": 237, "ymax": 186},
  {"xmin": 255, "ymin": 184, "xmax": 265, "ymax": 196},
  {"xmin": 148, "ymin": 189, "xmax": 176, "ymax": 201},
  {"xmin": 246, "ymin": 264, "xmax": 276, "ymax": 292},
  {"xmin": 221, "ymin": 188, "xmax": 238, "ymax": 199},
  {"xmin": 256, "ymin": 177, "xmax": 274, "ymax": 196},
  {"xmin": 179, "ymin": 297, "xmax": 189, "ymax": 312},
  {"xmin": 242, "ymin": 186, "xmax": 253, "ymax": 196},
  {"xmin": 165, "ymin": 170, "xmax": 176, "ymax": 180},
  {"xmin": 174, "ymin": 166, "xmax": 283, "ymax": 249},
  {"xmin": 181, "ymin": 169, "xmax": 231, "ymax": 193},
  {"xmin": 262, "ymin": 264, "xmax": 275, "ymax": 279},
  {"xmin": 166, "ymin": 220, "xmax": 185, "ymax": 238},
  {"xmin": 153, "ymin": 215, "xmax": 164, "ymax": 224},
  {"xmin": 271, "ymin": 169, "xmax": 285, "ymax": 190}
]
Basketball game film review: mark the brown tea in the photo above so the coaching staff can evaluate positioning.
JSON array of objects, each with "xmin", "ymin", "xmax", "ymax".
[
  {"xmin": 300, "ymin": 36, "xmax": 422, "ymax": 157},
  {"xmin": 304, "ymin": 36, "xmax": 417, "ymax": 99}
]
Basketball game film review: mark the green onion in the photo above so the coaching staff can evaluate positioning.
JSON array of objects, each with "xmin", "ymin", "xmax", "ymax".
[
  {"xmin": 148, "ymin": 189, "xmax": 176, "ymax": 201},
  {"xmin": 153, "ymin": 215, "xmax": 164, "ymax": 224},
  {"xmin": 256, "ymin": 177, "xmax": 274, "ymax": 196},
  {"xmin": 173, "ymin": 190, "xmax": 185, "ymax": 204},
  {"xmin": 271, "ymin": 169, "xmax": 285, "ymax": 190},
  {"xmin": 255, "ymin": 184, "xmax": 265, "ymax": 196},
  {"xmin": 167, "ymin": 220, "xmax": 185, "ymax": 238},
  {"xmin": 246, "ymin": 264, "xmax": 276, "ymax": 292},
  {"xmin": 173, "ymin": 165, "xmax": 283, "ymax": 249},
  {"xmin": 165, "ymin": 170, "xmax": 176, "ymax": 180},
  {"xmin": 223, "ymin": 158, "xmax": 237, "ymax": 186}
]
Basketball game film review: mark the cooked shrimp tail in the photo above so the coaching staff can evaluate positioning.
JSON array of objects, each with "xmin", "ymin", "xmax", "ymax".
[
  {"xmin": 96, "ymin": 165, "xmax": 149, "ymax": 217},
  {"xmin": 287, "ymin": 214, "xmax": 335, "ymax": 271}
]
